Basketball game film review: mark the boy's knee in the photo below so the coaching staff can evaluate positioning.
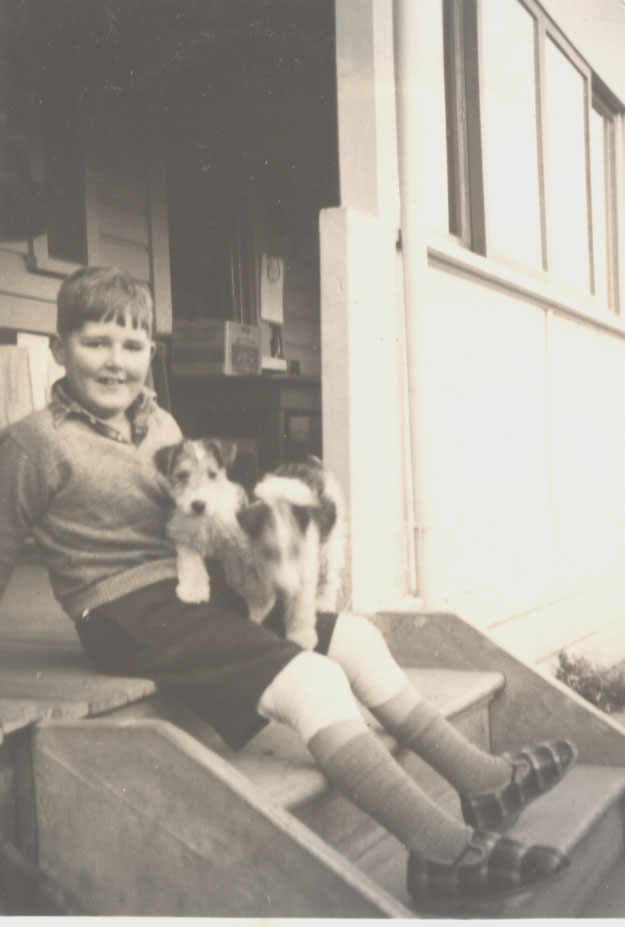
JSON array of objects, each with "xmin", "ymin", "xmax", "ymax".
[
  {"xmin": 329, "ymin": 611, "xmax": 408, "ymax": 708},
  {"xmin": 257, "ymin": 651, "xmax": 360, "ymax": 742},
  {"xmin": 331, "ymin": 611, "xmax": 393, "ymax": 667},
  {"xmin": 336, "ymin": 611, "xmax": 387, "ymax": 648}
]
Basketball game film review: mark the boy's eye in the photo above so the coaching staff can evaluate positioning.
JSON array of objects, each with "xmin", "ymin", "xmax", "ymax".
[{"xmin": 124, "ymin": 341, "xmax": 147, "ymax": 352}]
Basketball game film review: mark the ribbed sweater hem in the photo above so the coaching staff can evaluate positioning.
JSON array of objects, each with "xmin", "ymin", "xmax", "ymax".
[{"xmin": 62, "ymin": 558, "xmax": 179, "ymax": 621}]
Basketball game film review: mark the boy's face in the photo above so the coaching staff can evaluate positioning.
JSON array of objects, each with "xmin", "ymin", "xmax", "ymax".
[{"xmin": 52, "ymin": 318, "xmax": 154, "ymax": 421}]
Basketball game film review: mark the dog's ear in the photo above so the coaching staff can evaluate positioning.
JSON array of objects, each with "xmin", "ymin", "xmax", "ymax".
[
  {"xmin": 153, "ymin": 442, "xmax": 182, "ymax": 476},
  {"xmin": 291, "ymin": 503, "xmax": 321, "ymax": 535},
  {"xmin": 318, "ymin": 497, "xmax": 337, "ymax": 534},
  {"xmin": 203, "ymin": 438, "xmax": 238, "ymax": 469},
  {"xmin": 237, "ymin": 501, "xmax": 272, "ymax": 539},
  {"xmin": 217, "ymin": 438, "xmax": 238, "ymax": 468}
]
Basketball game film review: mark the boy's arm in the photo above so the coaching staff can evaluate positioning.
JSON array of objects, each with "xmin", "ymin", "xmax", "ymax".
[{"xmin": 0, "ymin": 431, "xmax": 52, "ymax": 604}]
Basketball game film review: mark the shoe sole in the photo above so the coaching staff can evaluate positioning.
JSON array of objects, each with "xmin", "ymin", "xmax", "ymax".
[{"xmin": 409, "ymin": 861, "xmax": 570, "ymax": 914}]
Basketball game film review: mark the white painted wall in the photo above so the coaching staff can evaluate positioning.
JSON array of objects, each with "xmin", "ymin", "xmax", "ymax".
[
  {"xmin": 324, "ymin": 0, "xmax": 625, "ymax": 665},
  {"xmin": 414, "ymin": 255, "xmax": 625, "ymax": 664}
]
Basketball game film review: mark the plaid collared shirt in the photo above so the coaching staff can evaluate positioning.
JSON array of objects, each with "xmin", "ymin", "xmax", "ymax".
[{"xmin": 49, "ymin": 378, "xmax": 157, "ymax": 446}]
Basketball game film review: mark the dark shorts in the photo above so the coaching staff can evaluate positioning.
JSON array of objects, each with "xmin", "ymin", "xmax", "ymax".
[{"xmin": 76, "ymin": 561, "xmax": 338, "ymax": 750}]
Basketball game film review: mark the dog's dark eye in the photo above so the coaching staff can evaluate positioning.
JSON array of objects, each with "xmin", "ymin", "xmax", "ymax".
[
  {"xmin": 174, "ymin": 470, "xmax": 190, "ymax": 485},
  {"xmin": 207, "ymin": 469, "xmax": 218, "ymax": 480}
]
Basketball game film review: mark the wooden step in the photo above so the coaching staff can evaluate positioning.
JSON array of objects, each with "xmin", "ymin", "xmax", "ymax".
[
  {"xmin": 385, "ymin": 763, "xmax": 625, "ymax": 918},
  {"xmin": 492, "ymin": 764, "xmax": 625, "ymax": 918},
  {"xmin": 31, "ymin": 716, "xmax": 412, "ymax": 917},
  {"xmin": 580, "ymin": 856, "xmax": 625, "ymax": 916},
  {"xmin": 109, "ymin": 667, "xmax": 502, "ymax": 916},
  {"xmin": 295, "ymin": 763, "xmax": 625, "ymax": 917}
]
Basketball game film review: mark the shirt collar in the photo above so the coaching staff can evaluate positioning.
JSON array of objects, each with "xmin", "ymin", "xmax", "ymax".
[{"xmin": 50, "ymin": 378, "xmax": 157, "ymax": 445}]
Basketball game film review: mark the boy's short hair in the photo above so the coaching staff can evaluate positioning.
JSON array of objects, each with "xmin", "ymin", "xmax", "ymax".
[{"xmin": 57, "ymin": 266, "xmax": 154, "ymax": 337}]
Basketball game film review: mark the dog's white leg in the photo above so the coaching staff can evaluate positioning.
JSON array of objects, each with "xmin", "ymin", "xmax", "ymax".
[
  {"xmin": 283, "ymin": 527, "xmax": 319, "ymax": 650},
  {"xmin": 175, "ymin": 545, "xmax": 211, "ymax": 604},
  {"xmin": 316, "ymin": 531, "xmax": 345, "ymax": 611},
  {"xmin": 247, "ymin": 599, "xmax": 275, "ymax": 624},
  {"xmin": 283, "ymin": 598, "xmax": 318, "ymax": 650}
]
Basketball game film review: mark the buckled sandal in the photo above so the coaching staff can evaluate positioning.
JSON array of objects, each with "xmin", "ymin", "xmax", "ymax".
[
  {"xmin": 460, "ymin": 739, "xmax": 578, "ymax": 830},
  {"xmin": 407, "ymin": 829, "xmax": 569, "ymax": 910}
]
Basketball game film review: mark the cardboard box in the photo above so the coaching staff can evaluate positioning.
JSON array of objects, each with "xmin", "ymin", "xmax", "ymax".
[{"xmin": 172, "ymin": 320, "xmax": 261, "ymax": 376}]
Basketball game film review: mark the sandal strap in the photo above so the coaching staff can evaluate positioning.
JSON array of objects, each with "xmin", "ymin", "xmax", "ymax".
[
  {"xmin": 407, "ymin": 830, "xmax": 569, "ymax": 904},
  {"xmin": 460, "ymin": 739, "xmax": 577, "ymax": 829}
]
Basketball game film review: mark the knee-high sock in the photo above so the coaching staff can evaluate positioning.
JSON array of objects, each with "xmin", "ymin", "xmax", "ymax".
[
  {"xmin": 327, "ymin": 614, "xmax": 511, "ymax": 796},
  {"xmin": 374, "ymin": 688, "xmax": 512, "ymax": 796},
  {"xmin": 308, "ymin": 720, "xmax": 472, "ymax": 861},
  {"xmin": 258, "ymin": 653, "xmax": 472, "ymax": 861}
]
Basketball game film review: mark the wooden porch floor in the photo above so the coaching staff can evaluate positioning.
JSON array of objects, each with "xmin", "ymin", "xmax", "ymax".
[{"xmin": 0, "ymin": 565, "xmax": 156, "ymax": 742}]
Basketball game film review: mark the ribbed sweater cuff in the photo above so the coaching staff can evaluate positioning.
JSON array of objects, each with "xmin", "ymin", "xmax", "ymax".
[{"xmin": 63, "ymin": 559, "xmax": 179, "ymax": 620}]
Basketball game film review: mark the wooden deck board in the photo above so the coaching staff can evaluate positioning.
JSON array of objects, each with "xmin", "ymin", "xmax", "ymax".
[
  {"xmin": 0, "ymin": 566, "xmax": 156, "ymax": 739},
  {"xmin": 117, "ymin": 666, "xmax": 505, "ymax": 812}
]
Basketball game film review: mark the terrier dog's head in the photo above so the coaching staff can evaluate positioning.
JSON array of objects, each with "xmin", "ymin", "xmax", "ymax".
[
  {"xmin": 237, "ymin": 476, "xmax": 320, "ymax": 597},
  {"xmin": 154, "ymin": 438, "xmax": 242, "ymax": 518}
]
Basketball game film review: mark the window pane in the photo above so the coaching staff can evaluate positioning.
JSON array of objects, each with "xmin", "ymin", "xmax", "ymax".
[
  {"xmin": 544, "ymin": 39, "xmax": 590, "ymax": 292},
  {"xmin": 423, "ymin": 0, "xmax": 449, "ymax": 231},
  {"xmin": 590, "ymin": 106, "xmax": 609, "ymax": 307},
  {"xmin": 481, "ymin": 0, "xmax": 542, "ymax": 268}
]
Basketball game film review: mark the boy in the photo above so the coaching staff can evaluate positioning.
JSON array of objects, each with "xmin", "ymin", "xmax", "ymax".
[{"xmin": 0, "ymin": 266, "xmax": 574, "ymax": 907}]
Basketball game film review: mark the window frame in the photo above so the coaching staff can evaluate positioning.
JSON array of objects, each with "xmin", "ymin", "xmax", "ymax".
[
  {"xmin": 25, "ymin": 120, "xmax": 99, "ymax": 278},
  {"xmin": 442, "ymin": 0, "xmax": 622, "ymax": 310},
  {"xmin": 589, "ymin": 85, "xmax": 620, "ymax": 313}
]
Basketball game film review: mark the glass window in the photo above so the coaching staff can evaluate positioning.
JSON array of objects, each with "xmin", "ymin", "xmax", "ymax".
[
  {"xmin": 590, "ymin": 106, "xmax": 609, "ymax": 306},
  {"xmin": 544, "ymin": 38, "xmax": 590, "ymax": 292},
  {"xmin": 481, "ymin": 0, "xmax": 542, "ymax": 269},
  {"xmin": 589, "ymin": 102, "xmax": 618, "ymax": 311},
  {"xmin": 423, "ymin": 0, "xmax": 450, "ymax": 231}
]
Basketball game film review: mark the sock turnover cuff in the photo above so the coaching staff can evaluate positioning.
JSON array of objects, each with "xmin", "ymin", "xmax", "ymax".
[
  {"xmin": 396, "ymin": 701, "xmax": 443, "ymax": 745},
  {"xmin": 307, "ymin": 718, "xmax": 371, "ymax": 765}
]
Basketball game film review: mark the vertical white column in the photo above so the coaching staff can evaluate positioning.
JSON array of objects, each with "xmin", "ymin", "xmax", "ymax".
[
  {"xmin": 321, "ymin": 0, "xmax": 409, "ymax": 610},
  {"xmin": 393, "ymin": 0, "xmax": 437, "ymax": 604}
]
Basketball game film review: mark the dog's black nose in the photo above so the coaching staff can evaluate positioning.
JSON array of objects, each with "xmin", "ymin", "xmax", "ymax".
[{"xmin": 191, "ymin": 500, "xmax": 206, "ymax": 515}]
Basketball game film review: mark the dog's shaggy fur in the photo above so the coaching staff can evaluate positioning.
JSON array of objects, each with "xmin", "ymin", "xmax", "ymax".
[
  {"xmin": 154, "ymin": 438, "xmax": 247, "ymax": 604},
  {"xmin": 269, "ymin": 456, "xmax": 346, "ymax": 613}
]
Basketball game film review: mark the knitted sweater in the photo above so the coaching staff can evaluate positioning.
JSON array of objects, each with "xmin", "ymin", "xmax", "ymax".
[{"xmin": 0, "ymin": 381, "xmax": 182, "ymax": 620}]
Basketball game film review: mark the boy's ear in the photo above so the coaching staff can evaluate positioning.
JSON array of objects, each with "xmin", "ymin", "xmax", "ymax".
[{"xmin": 50, "ymin": 335, "xmax": 66, "ymax": 368}]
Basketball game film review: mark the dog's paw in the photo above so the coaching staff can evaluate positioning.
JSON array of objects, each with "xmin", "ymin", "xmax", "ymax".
[
  {"xmin": 287, "ymin": 627, "xmax": 319, "ymax": 651},
  {"xmin": 176, "ymin": 579, "xmax": 210, "ymax": 604}
]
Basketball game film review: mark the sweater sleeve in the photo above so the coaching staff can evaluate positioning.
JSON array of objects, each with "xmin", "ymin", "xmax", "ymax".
[{"xmin": 0, "ymin": 429, "xmax": 53, "ymax": 604}]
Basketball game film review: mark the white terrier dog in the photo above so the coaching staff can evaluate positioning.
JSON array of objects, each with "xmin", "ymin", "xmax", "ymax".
[{"xmin": 156, "ymin": 441, "xmax": 345, "ymax": 650}]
